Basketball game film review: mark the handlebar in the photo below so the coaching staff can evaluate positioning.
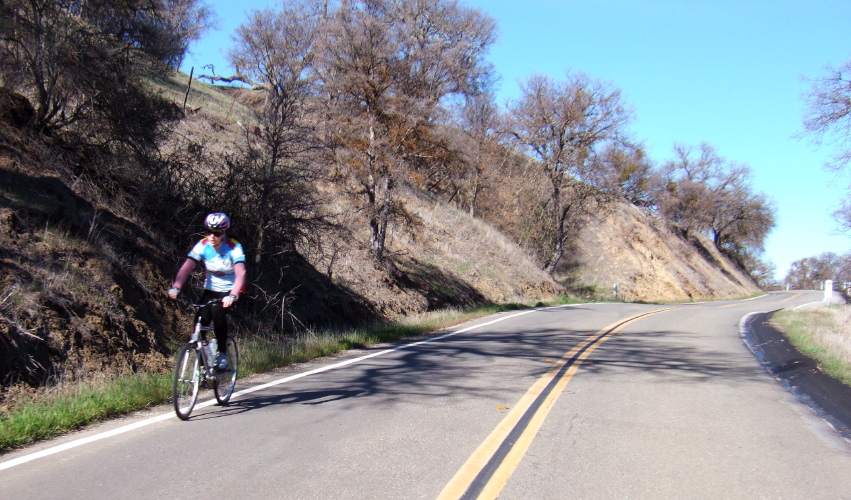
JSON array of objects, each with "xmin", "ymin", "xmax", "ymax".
[
  {"xmin": 171, "ymin": 294, "xmax": 224, "ymax": 310},
  {"xmin": 188, "ymin": 298, "xmax": 223, "ymax": 309}
]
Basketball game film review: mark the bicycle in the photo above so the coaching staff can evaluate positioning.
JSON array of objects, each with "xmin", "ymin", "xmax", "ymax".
[{"xmin": 172, "ymin": 298, "xmax": 239, "ymax": 420}]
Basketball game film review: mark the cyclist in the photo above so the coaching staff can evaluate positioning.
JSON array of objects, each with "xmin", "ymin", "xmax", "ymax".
[{"xmin": 168, "ymin": 212, "xmax": 246, "ymax": 370}]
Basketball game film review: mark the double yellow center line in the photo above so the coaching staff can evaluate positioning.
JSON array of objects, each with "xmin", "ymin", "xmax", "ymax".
[{"xmin": 437, "ymin": 307, "xmax": 679, "ymax": 500}]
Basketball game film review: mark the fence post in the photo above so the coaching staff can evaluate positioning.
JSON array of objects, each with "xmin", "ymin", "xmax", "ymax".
[{"xmin": 183, "ymin": 66, "xmax": 194, "ymax": 112}]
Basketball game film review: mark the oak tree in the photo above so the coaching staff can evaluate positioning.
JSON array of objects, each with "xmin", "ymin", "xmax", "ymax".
[
  {"xmin": 802, "ymin": 60, "xmax": 851, "ymax": 234},
  {"xmin": 507, "ymin": 71, "xmax": 630, "ymax": 275},
  {"xmin": 0, "ymin": 0, "xmax": 212, "ymax": 136},
  {"xmin": 225, "ymin": 1, "xmax": 325, "ymax": 271},
  {"xmin": 584, "ymin": 143, "xmax": 658, "ymax": 207},
  {"xmin": 655, "ymin": 143, "xmax": 776, "ymax": 269},
  {"xmin": 316, "ymin": 0, "xmax": 496, "ymax": 264}
]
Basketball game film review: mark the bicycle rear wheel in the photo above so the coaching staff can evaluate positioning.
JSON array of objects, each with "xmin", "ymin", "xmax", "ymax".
[
  {"xmin": 173, "ymin": 343, "xmax": 200, "ymax": 420},
  {"xmin": 214, "ymin": 337, "xmax": 238, "ymax": 405}
]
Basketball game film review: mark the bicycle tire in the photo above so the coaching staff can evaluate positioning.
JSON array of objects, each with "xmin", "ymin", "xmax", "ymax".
[
  {"xmin": 173, "ymin": 343, "xmax": 200, "ymax": 420},
  {"xmin": 213, "ymin": 337, "xmax": 238, "ymax": 405}
]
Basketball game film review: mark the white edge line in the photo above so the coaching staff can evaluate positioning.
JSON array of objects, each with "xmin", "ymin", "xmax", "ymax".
[
  {"xmin": 0, "ymin": 305, "xmax": 576, "ymax": 472},
  {"xmin": 739, "ymin": 311, "xmax": 767, "ymax": 355}
]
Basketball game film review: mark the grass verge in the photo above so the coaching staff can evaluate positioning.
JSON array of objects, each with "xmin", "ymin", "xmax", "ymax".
[
  {"xmin": 773, "ymin": 305, "xmax": 851, "ymax": 387},
  {"xmin": 0, "ymin": 296, "xmax": 579, "ymax": 454},
  {"xmin": 0, "ymin": 373, "xmax": 172, "ymax": 453}
]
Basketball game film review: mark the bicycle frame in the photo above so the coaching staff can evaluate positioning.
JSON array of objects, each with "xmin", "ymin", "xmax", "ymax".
[
  {"xmin": 173, "ymin": 297, "xmax": 238, "ymax": 420},
  {"xmin": 189, "ymin": 319, "xmax": 217, "ymax": 378}
]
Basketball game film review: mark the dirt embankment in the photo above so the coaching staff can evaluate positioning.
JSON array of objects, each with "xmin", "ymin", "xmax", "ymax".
[{"xmin": 562, "ymin": 202, "xmax": 760, "ymax": 301}]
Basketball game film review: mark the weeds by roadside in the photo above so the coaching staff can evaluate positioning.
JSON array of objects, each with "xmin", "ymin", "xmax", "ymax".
[
  {"xmin": 773, "ymin": 305, "xmax": 851, "ymax": 387},
  {"xmin": 0, "ymin": 296, "xmax": 578, "ymax": 454},
  {"xmin": 0, "ymin": 373, "xmax": 171, "ymax": 452}
]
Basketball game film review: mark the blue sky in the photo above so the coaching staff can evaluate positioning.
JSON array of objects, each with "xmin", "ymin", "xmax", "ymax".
[{"xmin": 181, "ymin": 0, "xmax": 851, "ymax": 281}]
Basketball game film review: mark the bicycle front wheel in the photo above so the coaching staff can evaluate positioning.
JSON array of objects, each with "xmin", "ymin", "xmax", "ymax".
[
  {"xmin": 173, "ymin": 343, "xmax": 200, "ymax": 420},
  {"xmin": 214, "ymin": 337, "xmax": 238, "ymax": 405}
]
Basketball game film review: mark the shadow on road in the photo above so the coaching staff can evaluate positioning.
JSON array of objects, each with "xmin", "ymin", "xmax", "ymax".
[{"xmin": 209, "ymin": 313, "xmax": 767, "ymax": 419}]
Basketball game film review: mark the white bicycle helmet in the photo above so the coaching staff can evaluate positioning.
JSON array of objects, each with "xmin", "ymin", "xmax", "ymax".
[{"xmin": 204, "ymin": 212, "xmax": 231, "ymax": 230}]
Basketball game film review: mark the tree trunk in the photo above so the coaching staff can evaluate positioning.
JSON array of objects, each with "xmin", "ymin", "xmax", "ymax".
[
  {"xmin": 544, "ymin": 242, "xmax": 565, "ymax": 277},
  {"xmin": 543, "ymin": 173, "xmax": 566, "ymax": 276},
  {"xmin": 469, "ymin": 168, "xmax": 480, "ymax": 218},
  {"xmin": 370, "ymin": 171, "xmax": 392, "ymax": 263}
]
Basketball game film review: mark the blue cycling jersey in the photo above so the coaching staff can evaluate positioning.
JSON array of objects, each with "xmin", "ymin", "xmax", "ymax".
[{"xmin": 187, "ymin": 238, "xmax": 246, "ymax": 292}]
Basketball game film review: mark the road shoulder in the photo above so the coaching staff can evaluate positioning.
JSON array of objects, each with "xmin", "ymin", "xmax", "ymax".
[{"xmin": 743, "ymin": 311, "xmax": 851, "ymax": 441}]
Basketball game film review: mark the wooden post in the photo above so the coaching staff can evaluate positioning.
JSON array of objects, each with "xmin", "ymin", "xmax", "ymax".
[{"xmin": 183, "ymin": 67, "xmax": 194, "ymax": 112}]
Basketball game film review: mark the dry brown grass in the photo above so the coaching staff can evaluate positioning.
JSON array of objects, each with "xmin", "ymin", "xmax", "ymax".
[
  {"xmin": 149, "ymin": 70, "xmax": 255, "ymax": 125},
  {"xmin": 292, "ymin": 184, "xmax": 564, "ymax": 322},
  {"xmin": 774, "ymin": 305, "xmax": 851, "ymax": 386},
  {"xmin": 804, "ymin": 306, "xmax": 851, "ymax": 365}
]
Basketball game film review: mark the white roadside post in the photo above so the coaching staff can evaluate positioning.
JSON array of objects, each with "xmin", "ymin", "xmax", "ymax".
[{"xmin": 824, "ymin": 280, "xmax": 833, "ymax": 303}]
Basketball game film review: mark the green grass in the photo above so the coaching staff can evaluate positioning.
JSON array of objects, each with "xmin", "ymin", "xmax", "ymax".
[
  {"xmin": 0, "ymin": 373, "xmax": 171, "ymax": 452},
  {"xmin": 0, "ymin": 295, "xmax": 585, "ymax": 454},
  {"xmin": 773, "ymin": 307, "xmax": 851, "ymax": 388}
]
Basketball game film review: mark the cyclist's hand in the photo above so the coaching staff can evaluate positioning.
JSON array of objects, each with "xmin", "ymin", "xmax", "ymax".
[
  {"xmin": 222, "ymin": 294, "xmax": 236, "ymax": 308},
  {"xmin": 167, "ymin": 288, "xmax": 180, "ymax": 300}
]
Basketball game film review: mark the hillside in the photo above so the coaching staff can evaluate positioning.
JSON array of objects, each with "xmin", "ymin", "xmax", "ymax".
[
  {"xmin": 560, "ymin": 203, "xmax": 760, "ymax": 301},
  {"xmin": 0, "ymin": 75, "xmax": 759, "ymax": 397}
]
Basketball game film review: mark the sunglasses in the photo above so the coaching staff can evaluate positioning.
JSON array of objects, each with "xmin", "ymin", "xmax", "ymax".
[{"xmin": 205, "ymin": 230, "xmax": 224, "ymax": 237}]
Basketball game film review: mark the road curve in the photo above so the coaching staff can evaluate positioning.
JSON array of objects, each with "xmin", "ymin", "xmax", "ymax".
[{"xmin": 1, "ymin": 291, "xmax": 849, "ymax": 499}]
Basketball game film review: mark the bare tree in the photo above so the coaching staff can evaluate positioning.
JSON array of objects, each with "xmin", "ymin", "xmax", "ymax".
[
  {"xmin": 506, "ymin": 71, "xmax": 630, "ymax": 275},
  {"xmin": 419, "ymin": 92, "xmax": 502, "ymax": 216},
  {"xmin": 225, "ymin": 1, "xmax": 326, "ymax": 271},
  {"xmin": 709, "ymin": 185, "xmax": 775, "ymax": 254},
  {"xmin": 156, "ymin": 0, "xmax": 217, "ymax": 68},
  {"xmin": 655, "ymin": 143, "xmax": 732, "ymax": 236},
  {"xmin": 316, "ymin": 0, "xmax": 496, "ymax": 265},
  {"xmin": 801, "ymin": 59, "xmax": 851, "ymax": 235},
  {"xmin": 584, "ymin": 143, "xmax": 658, "ymax": 207},
  {"xmin": 833, "ymin": 198, "xmax": 851, "ymax": 234},
  {"xmin": 452, "ymin": 92, "xmax": 502, "ymax": 217},
  {"xmin": 228, "ymin": 1, "xmax": 322, "ymax": 95},
  {"xmin": 655, "ymin": 143, "xmax": 776, "ymax": 271},
  {"xmin": 802, "ymin": 59, "xmax": 851, "ymax": 173},
  {"xmin": 0, "ymin": 0, "xmax": 210, "ymax": 136},
  {"xmin": 742, "ymin": 253, "xmax": 777, "ymax": 290},
  {"xmin": 785, "ymin": 252, "xmax": 847, "ymax": 290}
]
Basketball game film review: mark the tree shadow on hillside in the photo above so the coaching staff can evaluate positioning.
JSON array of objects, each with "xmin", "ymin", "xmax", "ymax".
[
  {"xmin": 391, "ymin": 256, "xmax": 489, "ymax": 310},
  {"xmin": 684, "ymin": 232, "xmax": 745, "ymax": 284},
  {"xmin": 240, "ymin": 250, "xmax": 383, "ymax": 332},
  {"xmin": 551, "ymin": 257, "xmax": 604, "ymax": 299},
  {"xmin": 0, "ymin": 167, "xmax": 184, "ymax": 386}
]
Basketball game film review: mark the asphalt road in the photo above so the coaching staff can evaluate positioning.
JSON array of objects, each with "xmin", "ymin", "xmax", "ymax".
[{"xmin": 2, "ymin": 291, "xmax": 850, "ymax": 499}]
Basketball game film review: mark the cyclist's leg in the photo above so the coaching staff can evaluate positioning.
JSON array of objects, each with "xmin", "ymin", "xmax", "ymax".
[
  {"xmin": 198, "ymin": 290, "xmax": 217, "ymax": 340},
  {"xmin": 199, "ymin": 290, "xmax": 229, "ymax": 354},
  {"xmin": 210, "ymin": 296, "xmax": 228, "ymax": 354},
  {"xmin": 199, "ymin": 290, "xmax": 229, "ymax": 346}
]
